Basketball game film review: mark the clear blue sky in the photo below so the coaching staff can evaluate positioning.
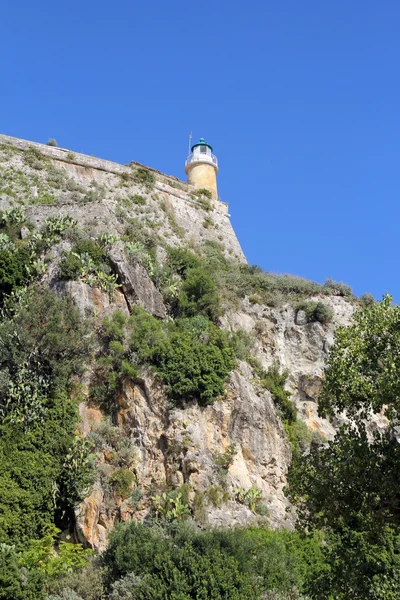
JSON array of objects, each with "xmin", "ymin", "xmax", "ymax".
[{"xmin": 1, "ymin": 1, "xmax": 399, "ymax": 299}]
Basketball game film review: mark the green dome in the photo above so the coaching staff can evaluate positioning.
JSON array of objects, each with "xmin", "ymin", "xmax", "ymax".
[{"xmin": 191, "ymin": 137, "xmax": 213, "ymax": 152}]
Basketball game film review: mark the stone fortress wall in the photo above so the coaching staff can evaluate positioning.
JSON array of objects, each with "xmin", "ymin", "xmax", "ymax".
[{"xmin": 0, "ymin": 134, "xmax": 246, "ymax": 263}]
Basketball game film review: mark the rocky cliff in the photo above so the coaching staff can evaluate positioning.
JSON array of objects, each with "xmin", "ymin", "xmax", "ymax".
[{"xmin": 0, "ymin": 135, "xmax": 357, "ymax": 550}]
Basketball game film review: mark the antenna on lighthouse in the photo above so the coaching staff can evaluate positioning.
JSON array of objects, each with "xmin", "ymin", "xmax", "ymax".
[{"xmin": 188, "ymin": 131, "xmax": 192, "ymax": 155}]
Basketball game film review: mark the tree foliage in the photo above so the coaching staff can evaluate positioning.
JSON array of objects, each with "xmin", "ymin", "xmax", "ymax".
[
  {"xmin": 95, "ymin": 307, "xmax": 235, "ymax": 406},
  {"xmin": 287, "ymin": 295, "xmax": 400, "ymax": 599},
  {"xmin": 319, "ymin": 294, "xmax": 400, "ymax": 421},
  {"xmin": 102, "ymin": 522, "xmax": 322, "ymax": 599},
  {"xmin": 0, "ymin": 288, "xmax": 94, "ymax": 550},
  {"xmin": 0, "ymin": 248, "xmax": 32, "ymax": 301}
]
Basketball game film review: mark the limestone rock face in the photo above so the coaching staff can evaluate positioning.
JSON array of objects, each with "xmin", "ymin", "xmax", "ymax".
[
  {"xmin": 75, "ymin": 482, "xmax": 108, "ymax": 550},
  {"xmin": 108, "ymin": 245, "xmax": 166, "ymax": 318},
  {"xmin": 221, "ymin": 295, "xmax": 355, "ymax": 440},
  {"xmin": 71, "ymin": 281, "xmax": 357, "ymax": 550},
  {"xmin": 76, "ymin": 363, "xmax": 291, "ymax": 550},
  {"xmin": 56, "ymin": 280, "xmax": 130, "ymax": 318}
]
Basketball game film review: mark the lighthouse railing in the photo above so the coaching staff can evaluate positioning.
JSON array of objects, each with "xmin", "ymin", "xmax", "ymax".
[{"xmin": 185, "ymin": 153, "xmax": 218, "ymax": 168}]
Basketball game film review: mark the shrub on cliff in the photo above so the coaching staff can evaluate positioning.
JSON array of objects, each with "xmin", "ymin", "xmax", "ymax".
[
  {"xmin": 95, "ymin": 308, "xmax": 235, "ymax": 406},
  {"xmin": 167, "ymin": 247, "xmax": 201, "ymax": 275},
  {"xmin": 156, "ymin": 324, "xmax": 235, "ymax": 405},
  {"xmin": 177, "ymin": 266, "xmax": 221, "ymax": 320},
  {"xmin": 132, "ymin": 167, "xmax": 155, "ymax": 190},
  {"xmin": 0, "ymin": 288, "xmax": 94, "ymax": 549},
  {"xmin": 0, "ymin": 544, "xmax": 44, "ymax": 600},
  {"xmin": 0, "ymin": 247, "xmax": 32, "ymax": 301},
  {"xmin": 60, "ymin": 239, "xmax": 106, "ymax": 280},
  {"xmin": 294, "ymin": 300, "xmax": 333, "ymax": 325}
]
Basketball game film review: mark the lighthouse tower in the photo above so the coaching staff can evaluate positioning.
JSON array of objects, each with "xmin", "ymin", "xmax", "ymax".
[{"xmin": 184, "ymin": 138, "xmax": 219, "ymax": 199}]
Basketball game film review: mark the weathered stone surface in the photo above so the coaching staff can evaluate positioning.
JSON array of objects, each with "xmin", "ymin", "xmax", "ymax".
[
  {"xmin": 0, "ymin": 133, "xmax": 246, "ymax": 262},
  {"xmin": 76, "ymin": 362, "xmax": 291, "ymax": 548},
  {"xmin": 73, "ymin": 293, "xmax": 359, "ymax": 549},
  {"xmin": 108, "ymin": 245, "xmax": 166, "ymax": 318},
  {"xmin": 54, "ymin": 280, "xmax": 129, "ymax": 318},
  {"xmin": 20, "ymin": 226, "xmax": 30, "ymax": 240},
  {"xmin": 222, "ymin": 296, "xmax": 355, "ymax": 440},
  {"xmin": 75, "ymin": 482, "xmax": 108, "ymax": 551}
]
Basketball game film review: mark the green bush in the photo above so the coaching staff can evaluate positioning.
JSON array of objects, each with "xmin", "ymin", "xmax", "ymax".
[
  {"xmin": 251, "ymin": 360, "xmax": 296, "ymax": 424},
  {"xmin": 46, "ymin": 164, "xmax": 67, "ymax": 187},
  {"xmin": 131, "ymin": 194, "xmax": 146, "ymax": 205},
  {"xmin": 33, "ymin": 193, "xmax": 56, "ymax": 205},
  {"xmin": 23, "ymin": 147, "xmax": 47, "ymax": 170},
  {"xmin": 47, "ymin": 139, "xmax": 57, "ymax": 147},
  {"xmin": 59, "ymin": 237, "xmax": 106, "ymax": 279},
  {"xmin": 132, "ymin": 167, "xmax": 155, "ymax": 190},
  {"xmin": 129, "ymin": 309, "xmax": 234, "ymax": 405},
  {"xmin": 56, "ymin": 439, "xmax": 96, "ymax": 512},
  {"xmin": 59, "ymin": 238, "xmax": 118, "ymax": 297},
  {"xmin": 81, "ymin": 189, "xmax": 104, "ymax": 204},
  {"xmin": 203, "ymin": 215, "xmax": 213, "ymax": 228},
  {"xmin": 60, "ymin": 253, "xmax": 82, "ymax": 280},
  {"xmin": 295, "ymin": 301, "xmax": 333, "ymax": 325},
  {"xmin": 323, "ymin": 278, "xmax": 353, "ymax": 297},
  {"xmin": 109, "ymin": 469, "xmax": 136, "ymax": 500},
  {"xmin": 43, "ymin": 215, "xmax": 77, "ymax": 241},
  {"xmin": 167, "ymin": 247, "xmax": 201, "ymax": 275},
  {"xmin": 102, "ymin": 522, "xmax": 258, "ymax": 599},
  {"xmin": 229, "ymin": 329, "xmax": 255, "ymax": 360},
  {"xmin": 191, "ymin": 245, "xmax": 355, "ymax": 311},
  {"xmin": 44, "ymin": 562, "xmax": 104, "ymax": 600},
  {"xmin": 72, "ymin": 239, "xmax": 104, "ymax": 264},
  {"xmin": 0, "ymin": 544, "xmax": 44, "ymax": 600},
  {"xmin": 95, "ymin": 308, "xmax": 236, "ymax": 406},
  {"xmin": 360, "ymin": 292, "xmax": 375, "ymax": 306},
  {"xmin": 0, "ymin": 288, "xmax": 93, "ymax": 548},
  {"xmin": 236, "ymin": 485, "xmax": 263, "ymax": 512},
  {"xmin": 178, "ymin": 266, "xmax": 221, "ymax": 320},
  {"xmin": 88, "ymin": 419, "xmax": 135, "ymax": 468},
  {"xmin": 102, "ymin": 522, "xmax": 324, "ymax": 598},
  {"xmin": 157, "ymin": 324, "xmax": 235, "ymax": 405},
  {"xmin": 196, "ymin": 188, "xmax": 212, "ymax": 199},
  {"xmin": 213, "ymin": 444, "xmax": 237, "ymax": 487},
  {"xmin": 205, "ymin": 485, "xmax": 230, "ymax": 508},
  {"xmin": 108, "ymin": 572, "xmax": 140, "ymax": 599},
  {"xmin": 1, "ymin": 206, "xmax": 24, "ymax": 226},
  {"xmin": 0, "ymin": 247, "xmax": 32, "ymax": 301},
  {"xmin": 284, "ymin": 419, "xmax": 321, "ymax": 459}
]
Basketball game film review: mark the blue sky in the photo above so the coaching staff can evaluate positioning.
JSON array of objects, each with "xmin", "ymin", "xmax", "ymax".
[{"xmin": 1, "ymin": 1, "xmax": 399, "ymax": 299}]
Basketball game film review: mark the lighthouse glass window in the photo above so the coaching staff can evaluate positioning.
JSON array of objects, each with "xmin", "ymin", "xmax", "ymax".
[{"xmin": 200, "ymin": 145, "xmax": 207, "ymax": 153}]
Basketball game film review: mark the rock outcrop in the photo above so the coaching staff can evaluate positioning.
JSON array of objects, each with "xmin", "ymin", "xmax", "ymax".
[
  {"xmin": 74, "ymin": 292, "xmax": 354, "ymax": 550},
  {"xmin": 108, "ymin": 245, "xmax": 166, "ymax": 317},
  {"xmin": 0, "ymin": 134, "xmax": 357, "ymax": 550},
  {"xmin": 77, "ymin": 361, "xmax": 292, "ymax": 550}
]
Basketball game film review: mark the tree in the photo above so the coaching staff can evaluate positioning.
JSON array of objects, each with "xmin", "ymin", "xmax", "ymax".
[
  {"xmin": 318, "ymin": 294, "xmax": 400, "ymax": 421},
  {"xmin": 287, "ymin": 296, "xmax": 400, "ymax": 599},
  {"xmin": 0, "ymin": 288, "xmax": 94, "ymax": 549}
]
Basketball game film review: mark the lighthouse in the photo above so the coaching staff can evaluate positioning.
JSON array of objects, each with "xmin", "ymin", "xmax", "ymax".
[{"xmin": 184, "ymin": 138, "xmax": 219, "ymax": 199}]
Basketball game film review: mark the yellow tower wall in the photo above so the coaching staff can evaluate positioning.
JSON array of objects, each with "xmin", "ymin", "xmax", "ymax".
[{"xmin": 187, "ymin": 163, "xmax": 218, "ymax": 198}]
